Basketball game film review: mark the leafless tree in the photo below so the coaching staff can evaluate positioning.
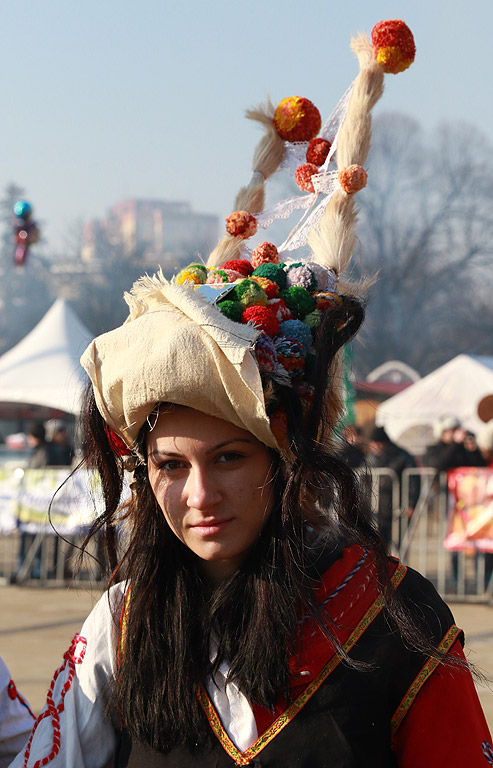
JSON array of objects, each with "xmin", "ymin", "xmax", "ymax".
[{"xmin": 353, "ymin": 114, "xmax": 493, "ymax": 375}]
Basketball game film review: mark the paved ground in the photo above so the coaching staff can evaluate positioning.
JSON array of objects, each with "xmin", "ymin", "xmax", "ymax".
[{"xmin": 1, "ymin": 585, "xmax": 492, "ymax": 731}]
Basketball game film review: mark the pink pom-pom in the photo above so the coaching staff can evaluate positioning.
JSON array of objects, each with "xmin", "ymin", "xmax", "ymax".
[
  {"xmin": 285, "ymin": 263, "xmax": 316, "ymax": 291},
  {"xmin": 252, "ymin": 241, "xmax": 279, "ymax": 268},
  {"xmin": 241, "ymin": 305, "xmax": 280, "ymax": 337},
  {"xmin": 295, "ymin": 163, "xmax": 319, "ymax": 193},
  {"xmin": 225, "ymin": 211, "xmax": 258, "ymax": 239},
  {"xmin": 339, "ymin": 165, "xmax": 368, "ymax": 195}
]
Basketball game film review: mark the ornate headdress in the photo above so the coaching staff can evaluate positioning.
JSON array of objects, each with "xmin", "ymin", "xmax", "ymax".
[{"xmin": 81, "ymin": 19, "xmax": 415, "ymax": 453}]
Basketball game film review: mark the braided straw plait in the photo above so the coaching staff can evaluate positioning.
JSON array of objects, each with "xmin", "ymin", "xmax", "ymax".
[
  {"xmin": 207, "ymin": 98, "xmax": 285, "ymax": 268},
  {"xmin": 305, "ymin": 34, "xmax": 385, "ymax": 425},
  {"xmin": 308, "ymin": 34, "xmax": 384, "ymax": 287}
]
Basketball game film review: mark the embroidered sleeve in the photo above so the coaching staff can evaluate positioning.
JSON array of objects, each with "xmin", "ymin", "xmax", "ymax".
[
  {"xmin": 392, "ymin": 638, "xmax": 492, "ymax": 766},
  {"xmin": 10, "ymin": 586, "xmax": 124, "ymax": 768},
  {"xmin": 0, "ymin": 656, "xmax": 35, "ymax": 768}
]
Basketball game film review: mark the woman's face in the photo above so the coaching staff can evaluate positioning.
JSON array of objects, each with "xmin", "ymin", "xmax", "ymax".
[{"xmin": 147, "ymin": 406, "xmax": 276, "ymax": 583}]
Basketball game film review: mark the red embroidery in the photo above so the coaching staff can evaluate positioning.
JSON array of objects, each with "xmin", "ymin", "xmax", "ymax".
[
  {"xmin": 22, "ymin": 634, "xmax": 87, "ymax": 768},
  {"xmin": 8, "ymin": 678, "xmax": 35, "ymax": 719}
]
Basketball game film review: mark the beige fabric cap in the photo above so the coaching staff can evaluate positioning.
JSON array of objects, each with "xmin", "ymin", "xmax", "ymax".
[{"xmin": 80, "ymin": 275, "xmax": 279, "ymax": 450}]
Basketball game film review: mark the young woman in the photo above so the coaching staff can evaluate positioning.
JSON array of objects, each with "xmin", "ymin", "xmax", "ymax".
[{"xmin": 13, "ymin": 20, "xmax": 492, "ymax": 768}]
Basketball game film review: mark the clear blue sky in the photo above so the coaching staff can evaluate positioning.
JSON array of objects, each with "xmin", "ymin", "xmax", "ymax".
[{"xmin": 1, "ymin": 0, "xmax": 492, "ymax": 254}]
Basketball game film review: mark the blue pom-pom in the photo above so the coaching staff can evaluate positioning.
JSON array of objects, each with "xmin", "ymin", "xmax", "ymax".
[{"xmin": 279, "ymin": 319, "xmax": 312, "ymax": 354}]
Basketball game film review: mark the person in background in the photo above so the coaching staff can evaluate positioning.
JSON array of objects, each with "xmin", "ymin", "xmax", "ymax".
[
  {"xmin": 424, "ymin": 416, "xmax": 468, "ymax": 473},
  {"xmin": 338, "ymin": 423, "xmax": 365, "ymax": 469},
  {"xmin": 366, "ymin": 426, "xmax": 419, "ymax": 552},
  {"xmin": 26, "ymin": 423, "xmax": 55, "ymax": 469},
  {"xmin": 477, "ymin": 423, "xmax": 493, "ymax": 468},
  {"xmin": 15, "ymin": 422, "xmax": 55, "ymax": 580},
  {"xmin": 463, "ymin": 431, "xmax": 486, "ymax": 467},
  {"xmin": 46, "ymin": 422, "xmax": 74, "ymax": 467}
]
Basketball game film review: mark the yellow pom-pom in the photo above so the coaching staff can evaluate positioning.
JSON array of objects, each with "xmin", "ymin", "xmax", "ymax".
[{"xmin": 175, "ymin": 266, "xmax": 206, "ymax": 285}]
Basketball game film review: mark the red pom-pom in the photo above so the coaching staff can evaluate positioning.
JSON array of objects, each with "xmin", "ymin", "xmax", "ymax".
[
  {"xmin": 339, "ymin": 165, "xmax": 368, "ymax": 194},
  {"xmin": 252, "ymin": 241, "xmax": 279, "ymax": 268},
  {"xmin": 268, "ymin": 297, "xmax": 293, "ymax": 322},
  {"xmin": 241, "ymin": 305, "xmax": 280, "ymax": 337},
  {"xmin": 225, "ymin": 211, "xmax": 257, "ymax": 239},
  {"xmin": 295, "ymin": 163, "xmax": 319, "ymax": 193},
  {"xmin": 273, "ymin": 97, "xmax": 321, "ymax": 142},
  {"xmin": 371, "ymin": 19, "xmax": 416, "ymax": 74},
  {"xmin": 105, "ymin": 426, "xmax": 132, "ymax": 456},
  {"xmin": 222, "ymin": 259, "xmax": 254, "ymax": 276},
  {"xmin": 306, "ymin": 138, "xmax": 332, "ymax": 166},
  {"xmin": 251, "ymin": 276, "xmax": 279, "ymax": 299}
]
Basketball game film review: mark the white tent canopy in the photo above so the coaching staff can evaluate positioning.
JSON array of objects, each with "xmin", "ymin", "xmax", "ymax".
[
  {"xmin": 0, "ymin": 298, "xmax": 93, "ymax": 415},
  {"xmin": 375, "ymin": 354, "xmax": 493, "ymax": 455}
]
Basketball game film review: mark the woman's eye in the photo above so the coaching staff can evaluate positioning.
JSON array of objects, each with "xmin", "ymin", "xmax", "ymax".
[
  {"xmin": 217, "ymin": 452, "xmax": 243, "ymax": 464},
  {"xmin": 160, "ymin": 459, "xmax": 185, "ymax": 472}
]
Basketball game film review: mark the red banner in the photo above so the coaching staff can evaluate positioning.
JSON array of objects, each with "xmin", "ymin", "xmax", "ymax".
[{"xmin": 444, "ymin": 467, "xmax": 493, "ymax": 552}]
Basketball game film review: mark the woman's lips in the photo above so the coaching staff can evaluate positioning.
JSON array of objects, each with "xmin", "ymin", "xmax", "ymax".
[{"xmin": 189, "ymin": 518, "xmax": 233, "ymax": 537}]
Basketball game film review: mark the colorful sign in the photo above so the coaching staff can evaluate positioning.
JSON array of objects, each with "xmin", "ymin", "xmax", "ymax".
[{"xmin": 444, "ymin": 467, "xmax": 493, "ymax": 553}]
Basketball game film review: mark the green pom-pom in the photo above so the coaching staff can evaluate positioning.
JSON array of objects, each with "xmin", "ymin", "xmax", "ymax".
[
  {"xmin": 217, "ymin": 300, "xmax": 243, "ymax": 322},
  {"xmin": 188, "ymin": 263, "xmax": 207, "ymax": 275},
  {"xmin": 231, "ymin": 279, "xmax": 268, "ymax": 307},
  {"xmin": 252, "ymin": 263, "xmax": 287, "ymax": 289},
  {"xmin": 304, "ymin": 309, "xmax": 322, "ymax": 330},
  {"xmin": 280, "ymin": 286, "xmax": 314, "ymax": 319}
]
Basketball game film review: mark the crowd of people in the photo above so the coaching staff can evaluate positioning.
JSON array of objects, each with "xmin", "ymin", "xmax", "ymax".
[{"xmin": 338, "ymin": 415, "xmax": 493, "ymax": 554}]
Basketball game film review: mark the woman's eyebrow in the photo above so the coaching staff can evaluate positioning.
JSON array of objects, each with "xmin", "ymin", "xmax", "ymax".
[
  {"xmin": 205, "ymin": 439, "xmax": 252, "ymax": 455},
  {"xmin": 148, "ymin": 438, "xmax": 252, "ymax": 460}
]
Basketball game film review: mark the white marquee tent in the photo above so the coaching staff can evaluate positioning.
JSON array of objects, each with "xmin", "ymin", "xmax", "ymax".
[
  {"xmin": 0, "ymin": 298, "xmax": 93, "ymax": 416},
  {"xmin": 375, "ymin": 354, "xmax": 493, "ymax": 454}
]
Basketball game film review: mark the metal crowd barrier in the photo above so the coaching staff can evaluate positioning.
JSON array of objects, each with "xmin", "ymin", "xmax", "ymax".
[{"xmin": 370, "ymin": 467, "xmax": 493, "ymax": 603}]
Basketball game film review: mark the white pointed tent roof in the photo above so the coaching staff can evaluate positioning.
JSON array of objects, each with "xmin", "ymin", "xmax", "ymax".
[
  {"xmin": 376, "ymin": 354, "xmax": 493, "ymax": 454},
  {"xmin": 0, "ymin": 298, "xmax": 93, "ymax": 414}
]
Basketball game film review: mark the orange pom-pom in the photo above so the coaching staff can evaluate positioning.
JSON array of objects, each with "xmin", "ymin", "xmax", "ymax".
[
  {"xmin": 339, "ymin": 165, "xmax": 368, "ymax": 195},
  {"xmin": 252, "ymin": 241, "xmax": 279, "ymax": 268},
  {"xmin": 225, "ymin": 211, "xmax": 257, "ymax": 239},
  {"xmin": 295, "ymin": 163, "xmax": 319, "ymax": 193},
  {"xmin": 273, "ymin": 97, "xmax": 321, "ymax": 143},
  {"xmin": 371, "ymin": 19, "xmax": 416, "ymax": 74},
  {"xmin": 241, "ymin": 305, "xmax": 280, "ymax": 337},
  {"xmin": 306, "ymin": 138, "xmax": 332, "ymax": 166}
]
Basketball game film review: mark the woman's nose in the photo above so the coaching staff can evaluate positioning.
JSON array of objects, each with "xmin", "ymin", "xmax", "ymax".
[{"xmin": 184, "ymin": 466, "xmax": 221, "ymax": 510}]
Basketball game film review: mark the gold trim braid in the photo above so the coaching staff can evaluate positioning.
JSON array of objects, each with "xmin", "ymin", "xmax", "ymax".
[
  {"xmin": 198, "ymin": 562, "xmax": 407, "ymax": 765},
  {"xmin": 390, "ymin": 624, "xmax": 463, "ymax": 740}
]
